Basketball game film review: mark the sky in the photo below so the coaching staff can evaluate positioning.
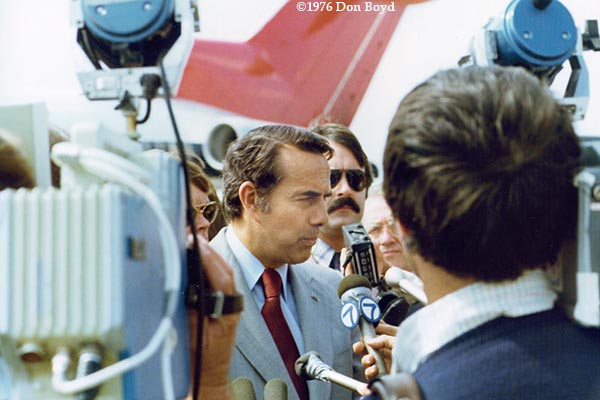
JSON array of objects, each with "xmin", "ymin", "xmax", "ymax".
[{"xmin": 0, "ymin": 0, "xmax": 599, "ymax": 171}]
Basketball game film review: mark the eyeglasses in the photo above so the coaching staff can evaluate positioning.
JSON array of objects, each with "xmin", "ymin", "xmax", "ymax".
[
  {"xmin": 366, "ymin": 218, "xmax": 401, "ymax": 240},
  {"xmin": 330, "ymin": 169, "xmax": 367, "ymax": 192},
  {"xmin": 192, "ymin": 201, "xmax": 219, "ymax": 224}
]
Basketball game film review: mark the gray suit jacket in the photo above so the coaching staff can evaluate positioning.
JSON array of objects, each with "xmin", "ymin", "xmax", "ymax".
[{"xmin": 211, "ymin": 228, "xmax": 356, "ymax": 400}]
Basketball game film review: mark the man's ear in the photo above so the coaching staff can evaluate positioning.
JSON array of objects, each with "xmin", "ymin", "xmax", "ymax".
[{"xmin": 238, "ymin": 181, "xmax": 258, "ymax": 214}]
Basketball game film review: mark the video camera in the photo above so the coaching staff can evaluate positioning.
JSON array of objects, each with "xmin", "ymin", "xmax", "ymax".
[
  {"xmin": 460, "ymin": 0, "xmax": 600, "ymax": 328},
  {"xmin": 342, "ymin": 222, "xmax": 379, "ymax": 287},
  {"xmin": 342, "ymin": 223, "xmax": 414, "ymax": 326},
  {"xmin": 0, "ymin": 1, "xmax": 208, "ymax": 399},
  {"xmin": 460, "ymin": 0, "xmax": 599, "ymax": 122}
]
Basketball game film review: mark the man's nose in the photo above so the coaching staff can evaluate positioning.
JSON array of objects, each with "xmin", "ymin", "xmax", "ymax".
[
  {"xmin": 379, "ymin": 225, "xmax": 395, "ymax": 244},
  {"xmin": 313, "ymin": 200, "xmax": 329, "ymax": 226},
  {"xmin": 195, "ymin": 214, "xmax": 210, "ymax": 231},
  {"xmin": 334, "ymin": 173, "xmax": 353, "ymax": 195}
]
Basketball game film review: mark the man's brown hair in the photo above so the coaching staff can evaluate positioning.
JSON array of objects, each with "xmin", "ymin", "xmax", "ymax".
[
  {"xmin": 223, "ymin": 125, "xmax": 332, "ymax": 219},
  {"xmin": 312, "ymin": 123, "xmax": 374, "ymax": 190},
  {"xmin": 383, "ymin": 66, "xmax": 580, "ymax": 282}
]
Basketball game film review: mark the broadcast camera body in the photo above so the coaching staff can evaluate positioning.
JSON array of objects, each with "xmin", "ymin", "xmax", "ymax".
[
  {"xmin": 0, "ymin": 1, "xmax": 202, "ymax": 399},
  {"xmin": 0, "ymin": 130, "xmax": 190, "ymax": 399},
  {"xmin": 342, "ymin": 223, "xmax": 380, "ymax": 287},
  {"xmin": 459, "ymin": 0, "xmax": 600, "ymax": 329}
]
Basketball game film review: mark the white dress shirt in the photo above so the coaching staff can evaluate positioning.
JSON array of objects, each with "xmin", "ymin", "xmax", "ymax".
[
  {"xmin": 226, "ymin": 227, "xmax": 305, "ymax": 354},
  {"xmin": 310, "ymin": 238, "xmax": 336, "ymax": 268},
  {"xmin": 392, "ymin": 269, "xmax": 557, "ymax": 374}
]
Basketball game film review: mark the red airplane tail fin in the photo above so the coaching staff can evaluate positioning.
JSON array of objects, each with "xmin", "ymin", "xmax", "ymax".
[{"xmin": 178, "ymin": 1, "xmax": 422, "ymax": 126}]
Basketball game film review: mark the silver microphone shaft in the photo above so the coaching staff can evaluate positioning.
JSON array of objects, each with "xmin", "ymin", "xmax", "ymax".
[{"xmin": 303, "ymin": 352, "xmax": 367, "ymax": 394}]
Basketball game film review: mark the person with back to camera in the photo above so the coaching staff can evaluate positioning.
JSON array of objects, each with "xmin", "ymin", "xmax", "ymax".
[{"xmin": 355, "ymin": 66, "xmax": 600, "ymax": 399}]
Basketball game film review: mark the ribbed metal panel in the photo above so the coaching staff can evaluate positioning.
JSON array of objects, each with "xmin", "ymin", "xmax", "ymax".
[{"xmin": 0, "ymin": 185, "xmax": 124, "ymax": 343}]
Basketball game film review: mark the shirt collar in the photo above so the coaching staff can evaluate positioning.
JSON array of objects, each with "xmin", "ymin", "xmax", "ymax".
[
  {"xmin": 392, "ymin": 269, "xmax": 557, "ymax": 374},
  {"xmin": 311, "ymin": 238, "xmax": 336, "ymax": 267},
  {"xmin": 225, "ymin": 226, "xmax": 290, "ymax": 299}
]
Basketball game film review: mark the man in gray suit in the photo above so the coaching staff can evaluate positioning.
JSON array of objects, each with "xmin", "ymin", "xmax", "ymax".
[{"xmin": 211, "ymin": 125, "xmax": 357, "ymax": 399}]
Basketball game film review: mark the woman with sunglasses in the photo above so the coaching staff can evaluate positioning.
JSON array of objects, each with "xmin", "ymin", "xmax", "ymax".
[
  {"xmin": 184, "ymin": 154, "xmax": 227, "ymax": 240},
  {"xmin": 180, "ymin": 154, "xmax": 240, "ymax": 400}
]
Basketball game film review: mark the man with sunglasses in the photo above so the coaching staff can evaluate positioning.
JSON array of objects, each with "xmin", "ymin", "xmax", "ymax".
[{"xmin": 311, "ymin": 123, "xmax": 373, "ymax": 273}]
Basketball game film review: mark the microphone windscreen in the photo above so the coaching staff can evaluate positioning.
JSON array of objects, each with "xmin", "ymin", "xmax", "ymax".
[
  {"xmin": 232, "ymin": 377, "xmax": 257, "ymax": 400},
  {"xmin": 384, "ymin": 267, "xmax": 428, "ymax": 304},
  {"xmin": 264, "ymin": 378, "xmax": 288, "ymax": 400},
  {"xmin": 384, "ymin": 267, "xmax": 404, "ymax": 287},
  {"xmin": 337, "ymin": 274, "xmax": 371, "ymax": 298},
  {"xmin": 380, "ymin": 297, "xmax": 410, "ymax": 326}
]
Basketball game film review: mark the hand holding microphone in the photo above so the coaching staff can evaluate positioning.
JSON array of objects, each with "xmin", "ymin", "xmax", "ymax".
[
  {"xmin": 338, "ymin": 275, "xmax": 389, "ymax": 378},
  {"xmin": 351, "ymin": 334, "xmax": 396, "ymax": 382}
]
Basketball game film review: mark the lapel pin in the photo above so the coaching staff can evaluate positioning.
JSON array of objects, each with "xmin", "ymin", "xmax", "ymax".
[{"xmin": 310, "ymin": 295, "xmax": 319, "ymax": 302}]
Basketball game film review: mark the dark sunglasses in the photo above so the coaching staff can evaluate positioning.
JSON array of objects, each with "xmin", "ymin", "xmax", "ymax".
[
  {"xmin": 330, "ymin": 169, "xmax": 367, "ymax": 192},
  {"xmin": 192, "ymin": 201, "xmax": 219, "ymax": 224}
]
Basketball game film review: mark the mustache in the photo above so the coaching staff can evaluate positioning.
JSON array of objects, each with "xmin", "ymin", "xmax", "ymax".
[{"xmin": 328, "ymin": 197, "xmax": 360, "ymax": 214}]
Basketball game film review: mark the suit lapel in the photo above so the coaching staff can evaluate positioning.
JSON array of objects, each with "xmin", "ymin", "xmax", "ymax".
[
  {"xmin": 290, "ymin": 264, "xmax": 335, "ymax": 399},
  {"xmin": 210, "ymin": 230, "xmax": 295, "ymax": 389}
]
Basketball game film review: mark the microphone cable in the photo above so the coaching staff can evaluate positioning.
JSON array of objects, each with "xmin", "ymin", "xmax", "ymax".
[{"xmin": 159, "ymin": 59, "xmax": 206, "ymax": 400}]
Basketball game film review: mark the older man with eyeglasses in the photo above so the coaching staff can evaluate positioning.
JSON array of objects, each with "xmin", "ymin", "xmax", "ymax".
[
  {"xmin": 310, "ymin": 123, "xmax": 373, "ymax": 273},
  {"xmin": 361, "ymin": 184, "xmax": 406, "ymax": 276}
]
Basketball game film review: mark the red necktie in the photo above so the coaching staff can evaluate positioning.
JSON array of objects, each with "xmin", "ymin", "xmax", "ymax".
[{"xmin": 261, "ymin": 268, "xmax": 309, "ymax": 400}]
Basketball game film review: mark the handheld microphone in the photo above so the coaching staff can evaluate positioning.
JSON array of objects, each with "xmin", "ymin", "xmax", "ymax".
[
  {"xmin": 337, "ymin": 275, "xmax": 388, "ymax": 377},
  {"xmin": 384, "ymin": 267, "xmax": 427, "ymax": 305},
  {"xmin": 368, "ymin": 373, "xmax": 422, "ymax": 400},
  {"xmin": 376, "ymin": 290, "xmax": 411, "ymax": 326},
  {"xmin": 264, "ymin": 378, "xmax": 288, "ymax": 400},
  {"xmin": 295, "ymin": 351, "xmax": 368, "ymax": 395},
  {"xmin": 232, "ymin": 377, "xmax": 257, "ymax": 400}
]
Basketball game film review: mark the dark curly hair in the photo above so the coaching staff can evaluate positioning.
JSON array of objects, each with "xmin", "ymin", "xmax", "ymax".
[{"xmin": 383, "ymin": 66, "xmax": 581, "ymax": 282}]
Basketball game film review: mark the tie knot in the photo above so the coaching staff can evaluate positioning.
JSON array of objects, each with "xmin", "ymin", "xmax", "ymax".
[{"xmin": 262, "ymin": 268, "xmax": 282, "ymax": 299}]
